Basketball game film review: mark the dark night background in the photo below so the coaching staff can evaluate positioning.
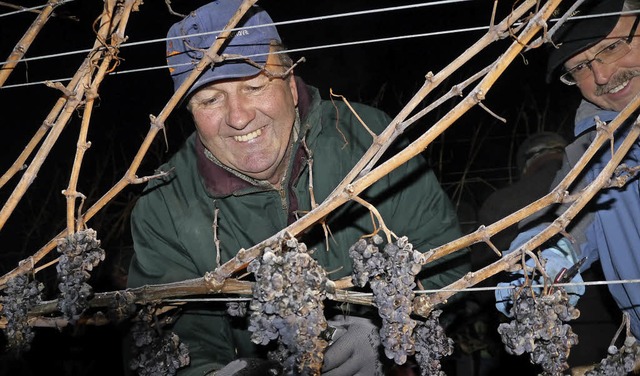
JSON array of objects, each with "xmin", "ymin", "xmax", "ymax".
[{"xmin": 0, "ymin": 1, "xmax": 622, "ymax": 375}]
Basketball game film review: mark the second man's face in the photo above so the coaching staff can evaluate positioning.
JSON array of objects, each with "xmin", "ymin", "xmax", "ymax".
[
  {"xmin": 565, "ymin": 15, "xmax": 640, "ymax": 112},
  {"xmin": 188, "ymin": 54, "xmax": 299, "ymax": 185}
]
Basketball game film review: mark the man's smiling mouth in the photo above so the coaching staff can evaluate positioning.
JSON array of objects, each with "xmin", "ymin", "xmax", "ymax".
[
  {"xmin": 234, "ymin": 126, "xmax": 264, "ymax": 142},
  {"xmin": 608, "ymin": 80, "xmax": 629, "ymax": 94}
]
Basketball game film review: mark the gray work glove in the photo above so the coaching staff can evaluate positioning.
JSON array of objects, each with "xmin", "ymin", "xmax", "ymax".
[
  {"xmin": 210, "ymin": 358, "xmax": 282, "ymax": 376},
  {"xmin": 321, "ymin": 315, "xmax": 384, "ymax": 376}
]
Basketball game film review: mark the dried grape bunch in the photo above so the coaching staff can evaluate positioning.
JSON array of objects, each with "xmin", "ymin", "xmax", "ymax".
[
  {"xmin": 349, "ymin": 235, "xmax": 386, "ymax": 286},
  {"xmin": 1, "ymin": 273, "xmax": 44, "ymax": 351},
  {"xmin": 129, "ymin": 307, "xmax": 190, "ymax": 376},
  {"xmin": 413, "ymin": 310, "xmax": 454, "ymax": 376},
  {"xmin": 226, "ymin": 301, "xmax": 248, "ymax": 317},
  {"xmin": 585, "ymin": 335, "xmax": 640, "ymax": 375},
  {"xmin": 247, "ymin": 238, "xmax": 329, "ymax": 375},
  {"xmin": 497, "ymin": 288, "xmax": 579, "ymax": 375},
  {"xmin": 56, "ymin": 229, "xmax": 105, "ymax": 322},
  {"xmin": 349, "ymin": 235, "xmax": 426, "ymax": 365}
]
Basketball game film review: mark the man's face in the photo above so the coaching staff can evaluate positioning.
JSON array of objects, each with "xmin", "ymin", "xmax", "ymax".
[
  {"xmin": 564, "ymin": 15, "xmax": 640, "ymax": 112},
  {"xmin": 188, "ymin": 54, "xmax": 298, "ymax": 185}
]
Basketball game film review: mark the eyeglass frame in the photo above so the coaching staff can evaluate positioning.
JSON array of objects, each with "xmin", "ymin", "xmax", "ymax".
[{"xmin": 560, "ymin": 15, "xmax": 640, "ymax": 86}]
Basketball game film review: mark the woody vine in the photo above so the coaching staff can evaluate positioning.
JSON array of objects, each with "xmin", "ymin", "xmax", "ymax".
[{"xmin": 0, "ymin": 0, "xmax": 639, "ymax": 375}]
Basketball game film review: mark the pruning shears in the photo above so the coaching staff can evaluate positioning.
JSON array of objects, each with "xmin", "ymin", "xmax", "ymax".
[{"xmin": 550, "ymin": 257, "xmax": 587, "ymax": 292}]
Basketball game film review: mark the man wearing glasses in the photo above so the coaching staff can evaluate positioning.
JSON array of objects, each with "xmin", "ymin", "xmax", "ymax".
[{"xmin": 496, "ymin": 0, "xmax": 640, "ymax": 341}]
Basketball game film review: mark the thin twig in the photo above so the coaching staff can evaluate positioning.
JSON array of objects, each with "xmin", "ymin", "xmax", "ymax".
[
  {"xmin": 351, "ymin": 196, "xmax": 397, "ymax": 243},
  {"xmin": 213, "ymin": 204, "xmax": 221, "ymax": 268},
  {"xmin": 330, "ymin": 89, "xmax": 377, "ymax": 139},
  {"xmin": 164, "ymin": 0, "xmax": 186, "ymax": 18}
]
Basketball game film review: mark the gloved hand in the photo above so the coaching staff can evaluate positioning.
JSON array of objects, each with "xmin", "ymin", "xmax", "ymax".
[
  {"xmin": 321, "ymin": 315, "xmax": 384, "ymax": 376},
  {"xmin": 495, "ymin": 237, "xmax": 585, "ymax": 317},
  {"xmin": 210, "ymin": 358, "xmax": 282, "ymax": 376}
]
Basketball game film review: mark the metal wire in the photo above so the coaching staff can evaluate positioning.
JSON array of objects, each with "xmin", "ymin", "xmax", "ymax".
[
  {"xmin": 0, "ymin": 0, "xmax": 76, "ymax": 18},
  {"xmin": 0, "ymin": 23, "xmax": 489, "ymax": 89}
]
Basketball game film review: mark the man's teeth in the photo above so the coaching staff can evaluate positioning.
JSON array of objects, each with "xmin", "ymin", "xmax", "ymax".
[
  {"xmin": 609, "ymin": 80, "xmax": 629, "ymax": 94},
  {"xmin": 234, "ymin": 128, "xmax": 263, "ymax": 142}
]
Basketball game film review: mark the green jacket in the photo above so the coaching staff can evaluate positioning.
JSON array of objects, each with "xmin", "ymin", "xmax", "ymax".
[{"xmin": 128, "ymin": 81, "xmax": 469, "ymax": 375}]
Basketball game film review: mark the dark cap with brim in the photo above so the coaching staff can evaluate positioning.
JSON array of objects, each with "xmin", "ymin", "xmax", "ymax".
[
  {"xmin": 546, "ymin": 0, "xmax": 625, "ymax": 82},
  {"xmin": 166, "ymin": 0, "xmax": 281, "ymax": 99}
]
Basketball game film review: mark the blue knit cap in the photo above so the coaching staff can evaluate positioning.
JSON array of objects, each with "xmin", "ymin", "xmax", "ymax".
[{"xmin": 166, "ymin": 0, "xmax": 281, "ymax": 96}]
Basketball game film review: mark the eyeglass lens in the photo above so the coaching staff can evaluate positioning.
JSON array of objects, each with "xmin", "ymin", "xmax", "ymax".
[{"xmin": 568, "ymin": 41, "xmax": 630, "ymax": 82}]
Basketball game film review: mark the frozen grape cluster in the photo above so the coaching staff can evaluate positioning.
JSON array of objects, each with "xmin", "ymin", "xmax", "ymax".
[
  {"xmin": 349, "ymin": 235, "xmax": 426, "ymax": 365},
  {"xmin": 349, "ymin": 234, "xmax": 387, "ymax": 286},
  {"xmin": 497, "ymin": 288, "xmax": 579, "ymax": 375},
  {"xmin": 585, "ymin": 336, "xmax": 640, "ymax": 375},
  {"xmin": 56, "ymin": 229, "xmax": 105, "ymax": 322},
  {"xmin": 1, "ymin": 273, "xmax": 44, "ymax": 351},
  {"xmin": 414, "ymin": 310, "xmax": 454, "ymax": 376},
  {"xmin": 247, "ymin": 237, "xmax": 329, "ymax": 375},
  {"xmin": 129, "ymin": 307, "xmax": 190, "ymax": 376},
  {"xmin": 226, "ymin": 301, "xmax": 248, "ymax": 317}
]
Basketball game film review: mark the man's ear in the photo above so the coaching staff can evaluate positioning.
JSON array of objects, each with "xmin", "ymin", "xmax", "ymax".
[{"xmin": 288, "ymin": 73, "xmax": 299, "ymax": 107}]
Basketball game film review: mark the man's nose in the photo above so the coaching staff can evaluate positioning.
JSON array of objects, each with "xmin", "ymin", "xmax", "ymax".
[
  {"xmin": 226, "ymin": 95, "xmax": 255, "ymax": 130},
  {"xmin": 589, "ymin": 59, "xmax": 616, "ymax": 85}
]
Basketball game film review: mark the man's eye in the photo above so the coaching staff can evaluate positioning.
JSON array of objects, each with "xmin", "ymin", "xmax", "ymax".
[
  {"xmin": 200, "ymin": 94, "xmax": 223, "ymax": 106},
  {"xmin": 604, "ymin": 40, "xmax": 624, "ymax": 53},
  {"xmin": 247, "ymin": 84, "xmax": 265, "ymax": 92},
  {"xmin": 572, "ymin": 63, "xmax": 588, "ymax": 73}
]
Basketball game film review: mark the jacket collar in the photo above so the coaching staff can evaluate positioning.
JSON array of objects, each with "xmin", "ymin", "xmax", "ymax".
[
  {"xmin": 196, "ymin": 76, "xmax": 315, "ymax": 197},
  {"xmin": 574, "ymin": 100, "xmax": 620, "ymax": 136}
]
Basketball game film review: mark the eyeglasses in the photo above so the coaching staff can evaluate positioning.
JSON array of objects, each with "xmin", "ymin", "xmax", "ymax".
[{"xmin": 560, "ymin": 16, "xmax": 640, "ymax": 86}]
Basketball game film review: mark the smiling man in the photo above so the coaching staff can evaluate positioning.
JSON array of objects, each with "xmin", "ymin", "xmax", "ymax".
[
  {"xmin": 127, "ymin": 1, "xmax": 469, "ymax": 375},
  {"xmin": 496, "ymin": 0, "xmax": 640, "ymax": 346}
]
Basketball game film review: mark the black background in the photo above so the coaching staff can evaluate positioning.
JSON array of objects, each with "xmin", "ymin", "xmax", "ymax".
[{"xmin": 0, "ymin": 1, "xmax": 611, "ymax": 375}]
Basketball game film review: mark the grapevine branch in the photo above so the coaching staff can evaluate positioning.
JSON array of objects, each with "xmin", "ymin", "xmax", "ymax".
[
  {"xmin": 6, "ymin": 0, "xmax": 636, "ymax": 334},
  {"xmin": 0, "ymin": 41, "xmax": 86, "ymax": 191},
  {"xmin": 414, "ymin": 108, "xmax": 640, "ymax": 316},
  {"xmin": 206, "ymin": 0, "xmax": 547, "ymax": 286},
  {"xmin": 64, "ymin": 2, "xmax": 132, "ymax": 235},
  {"xmin": 0, "ymin": 0, "xmax": 540, "ymax": 289},
  {"xmin": 0, "ymin": 0, "xmax": 65, "ymax": 87},
  {"xmin": 8, "ymin": 0, "xmax": 573, "ymax": 319},
  {"xmin": 6, "ymin": 271, "xmax": 372, "ymax": 329},
  {"xmin": 104, "ymin": 0, "xmax": 640, "ymax": 318},
  {"xmin": 0, "ymin": 0, "xmax": 256, "ymax": 287},
  {"xmin": 0, "ymin": 0, "xmax": 126, "ymax": 233},
  {"xmin": 10, "ymin": 3, "xmax": 640, "ymax": 375},
  {"xmin": 357, "ymin": 0, "xmax": 538, "ymax": 176},
  {"xmin": 400, "ymin": 64, "xmax": 493, "ymax": 133}
]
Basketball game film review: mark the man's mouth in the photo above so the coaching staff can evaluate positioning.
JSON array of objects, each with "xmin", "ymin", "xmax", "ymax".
[
  {"xmin": 234, "ymin": 126, "xmax": 264, "ymax": 142},
  {"xmin": 596, "ymin": 70, "xmax": 640, "ymax": 96},
  {"xmin": 608, "ymin": 80, "xmax": 629, "ymax": 94}
]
